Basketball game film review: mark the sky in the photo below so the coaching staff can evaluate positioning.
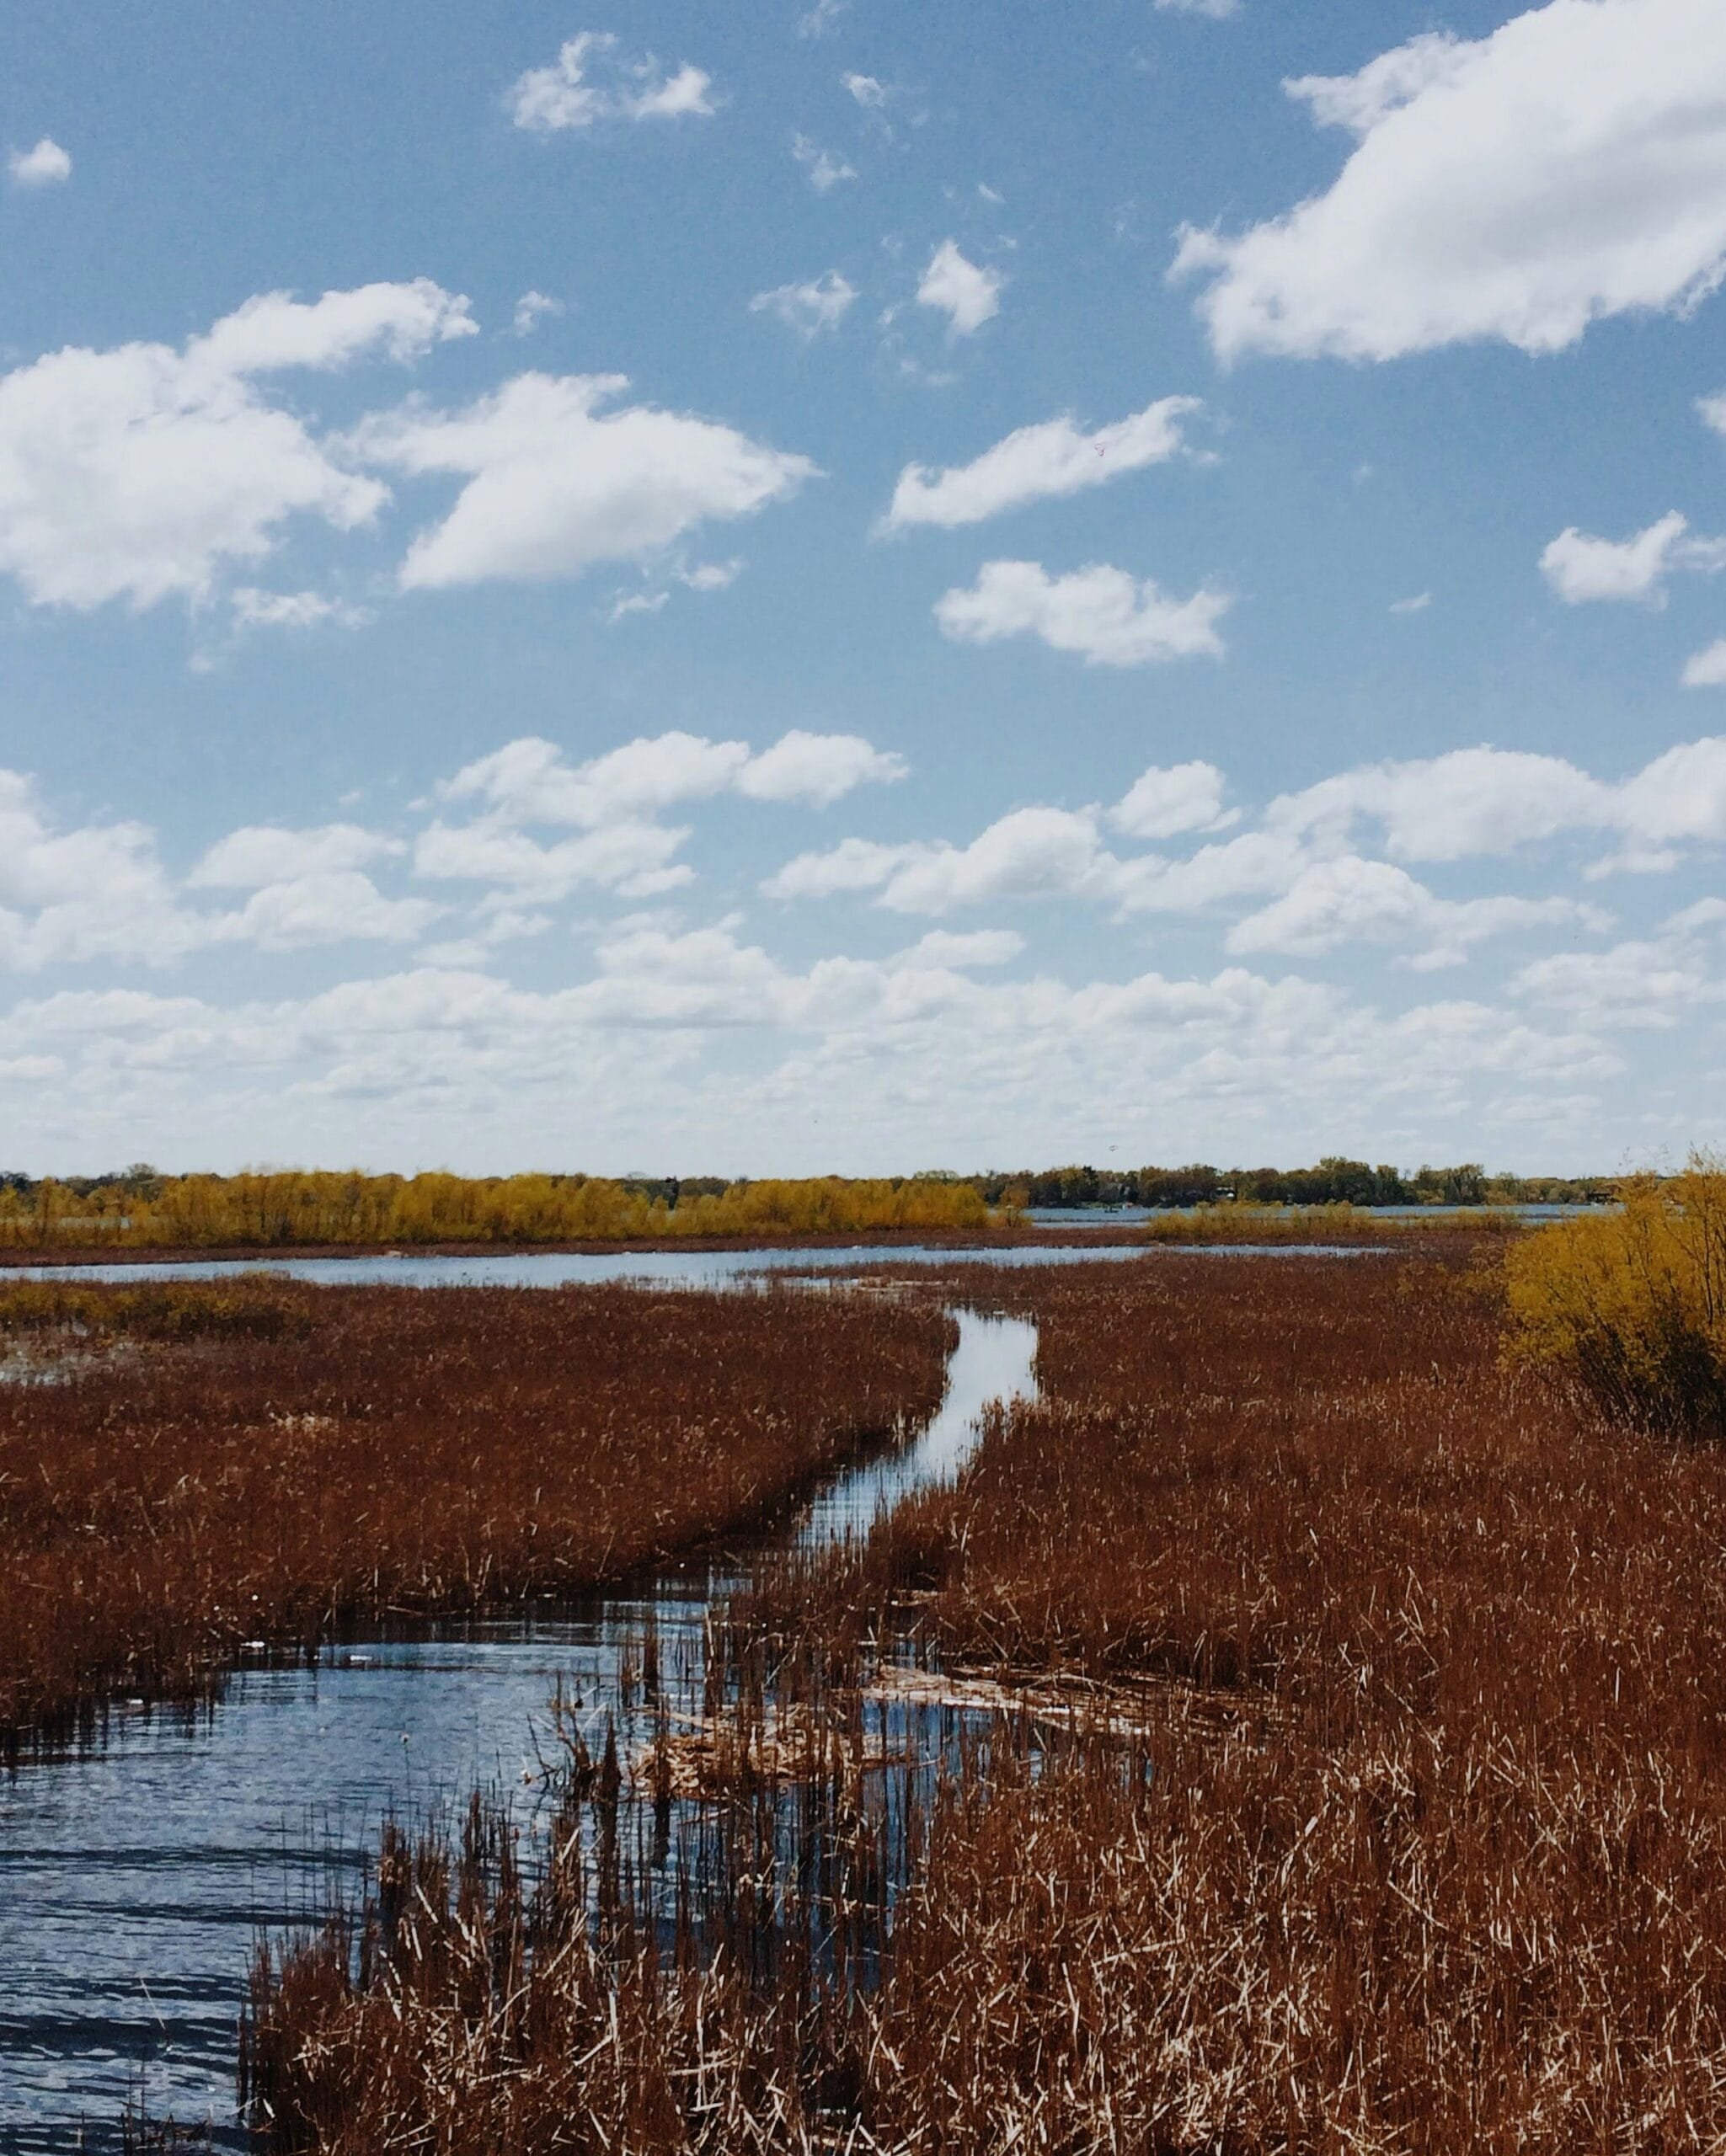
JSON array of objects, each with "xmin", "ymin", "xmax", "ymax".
[{"xmin": 3, "ymin": 0, "xmax": 1725, "ymax": 1178}]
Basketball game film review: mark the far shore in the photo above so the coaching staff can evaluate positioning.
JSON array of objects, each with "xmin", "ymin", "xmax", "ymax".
[{"xmin": 0, "ymin": 1214, "xmax": 1515, "ymax": 1268}]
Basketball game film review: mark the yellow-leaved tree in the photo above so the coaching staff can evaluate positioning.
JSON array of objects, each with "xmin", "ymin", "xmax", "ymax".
[{"xmin": 1504, "ymin": 1154, "xmax": 1726, "ymax": 1435}]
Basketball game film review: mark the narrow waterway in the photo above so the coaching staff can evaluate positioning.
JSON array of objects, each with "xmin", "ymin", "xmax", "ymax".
[{"xmin": 0, "ymin": 1305, "xmax": 1039, "ymax": 2151}]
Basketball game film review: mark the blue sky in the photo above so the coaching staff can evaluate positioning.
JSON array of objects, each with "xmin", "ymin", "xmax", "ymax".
[{"xmin": 3, "ymin": 0, "xmax": 1724, "ymax": 1176}]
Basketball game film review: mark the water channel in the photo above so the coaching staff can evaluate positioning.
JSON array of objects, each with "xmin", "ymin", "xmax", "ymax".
[
  {"xmin": 1, "ymin": 1236, "xmax": 1398, "ymax": 2145},
  {"xmin": 0, "ymin": 1289, "xmax": 1039, "ymax": 2151}
]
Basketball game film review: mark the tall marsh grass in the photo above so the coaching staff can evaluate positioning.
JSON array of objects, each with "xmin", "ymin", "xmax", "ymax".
[
  {"xmin": 251, "ymin": 1246, "xmax": 1726, "ymax": 2150},
  {"xmin": 0, "ymin": 1280, "xmax": 954, "ymax": 1752}
]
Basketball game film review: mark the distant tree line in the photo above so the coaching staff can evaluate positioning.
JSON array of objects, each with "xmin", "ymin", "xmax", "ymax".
[
  {"xmin": 0, "ymin": 1168, "xmax": 996, "ymax": 1251},
  {"xmin": 0, "ymin": 1155, "xmax": 1626, "ymax": 1251},
  {"xmin": 973, "ymin": 1157, "xmax": 1618, "ymax": 1209}
]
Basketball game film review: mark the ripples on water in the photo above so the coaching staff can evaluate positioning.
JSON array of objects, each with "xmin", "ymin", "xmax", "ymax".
[{"xmin": 0, "ymin": 1306, "xmax": 1038, "ymax": 2149}]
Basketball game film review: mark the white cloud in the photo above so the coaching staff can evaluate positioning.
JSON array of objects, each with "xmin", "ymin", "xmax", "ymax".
[
  {"xmin": 512, "ymin": 291, "xmax": 563, "ymax": 337},
  {"xmin": 882, "ymin": 398, "xmax": 1202, "ymax": 531},
  {"xmin": 0, "ymin": 771, "xmax": 202, "ymax": 967},
  {"xmin": 767, "ymin": 808, "xmax": 1116, "ymax": 915},
  {"xmin": 916, "ymin": 240, "xmax": 1002, "ymax": 336},
  {"xmin": 1110, "ymin": 760, "xmax": 1235, "ymax": 840},
  {"xmin": 8, "ymin": 137, "xmax": 71, "ymax": 186},
  {"xmin": 414, "ymin": 819, "xmax": 693, "ymax": 905},
  {"xmin": 229, "ymin": 588, "xmax": 371, "ymax": 631},
  {"xmin": 1268, "ymin": 747, "xmax": 1610, "ymax": 862},
  {"xmin": 750, "ymin": 271, "xmax": 858, "ymax": 337},
  {"xmin": 1540, "ymin": 511, "xmax": 1726, "ymax": 605},
  {"xmin": 607, "ymin": 589, "xmax": 670, "ymax": 623},
  {"xmin": 935, "ymin": 560, "xmax": 1231, "ymax": 666},
  {"xmin": 761, "ymin": 836, "xmax": 910, "ymax": 901},
  {"xmin": 1155, "ymin": 0, "xmax": 1239, "ymax": 14},
  {"xmin": 0, "ymin": 778, "xmax": 433, "ymax": 969},
  {"xmin": 1514, "ymin": 902, "xmax": 1726, "ymax": 1026},
  {"xmin": 1173, "ymin": 0, "xmax": 1726, "ymax": 363},
  {"xmin": 1269, "ymin": 738, "xmax": 1726, "ymax": 867},
  {"xmin": 889, "ymin": 930, "xmax": 1024, "ymax": 969},
  {"xmin": 190, "ymin": 824, "xmax": 403, "ymax": 889},
  {"xmin": 1389, "ymin": 591, "xmax": 1432, "ymax": 615},
  {"xmin": 231, "ymin": 873, "xmax": 441, "ymax": 952},
  {"xmin": 792, "ymin": 134, "xmax": 856, "ymax": 191},
  {"xmin": 443, "ymin": 732, "xmax": 749, "ymax": 825},
  {"xmin": 681, "ymin": 559, "xmax": 740, "ymax": 592},
  {"xmin": 0, "ymin": 280, "xmax": 473, "ymax": 611},
  {"xmin": 1226, "ymin": 855, "xmax": 1602, "ymax": 968},
  {"xmin": 425, "ymin": 728, "xmax": 906, "ymax": 902},
  {"xmin": 347, "ymin": 373, "xmax": 815, "ymax": 590},
  {"xmin": 507, "ymin": 34, "xmax": 713, "ymax": 132},
  {"xmin": 735, "ymin": 730, "xmax": 908, "ymax": 807},
  {"xmin": 843, "ymin": 73, "xmax": 889, "ymax": 108},
  {"xmin": 606, "ymin": 558, "xmax": 740, "ymax": 622},
  {"xmin": 1684, "ymin": 638, "xmax": 1726, "ymax": 686}
]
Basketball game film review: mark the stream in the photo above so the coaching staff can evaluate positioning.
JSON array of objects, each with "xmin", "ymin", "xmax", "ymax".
[{"xmin": 0, "ymin": 1298, "xmax": 1039, "ymax": 2151}]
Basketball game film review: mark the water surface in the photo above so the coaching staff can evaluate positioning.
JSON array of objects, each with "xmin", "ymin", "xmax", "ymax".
[{"xmin": 0, "ymin": 1309, "xmax": 1038, "ymax": 2150}]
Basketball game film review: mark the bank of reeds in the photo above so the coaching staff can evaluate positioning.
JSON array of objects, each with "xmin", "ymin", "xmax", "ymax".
[
  {"xmin": 0, "ymin": 1279, "xmax": 954, "ymax": 1752},
  {"xmin": 248, "ymin": 1245, "xmax": 1726, "ymax": 2151}
]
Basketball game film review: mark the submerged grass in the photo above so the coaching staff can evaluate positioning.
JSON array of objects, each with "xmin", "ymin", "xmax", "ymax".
[
  {"xmin": 246, "ymin": 1244, "xmax": 1726, "ymax": 2151},
  {"xmin": 0, "ymin": 1278, "xmax": 954, "ymax": 1753}
]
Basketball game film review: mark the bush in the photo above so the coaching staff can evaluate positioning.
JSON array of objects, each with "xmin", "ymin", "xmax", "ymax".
[{"xmin": 1504, "ymin": 1155, "xmax": 1726, "ymax": 1435}]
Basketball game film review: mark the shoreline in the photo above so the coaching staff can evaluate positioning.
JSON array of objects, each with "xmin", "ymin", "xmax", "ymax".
[{"xmin": 0, "ymin": 1214, "xmax": 1517, "ymax": 1268}]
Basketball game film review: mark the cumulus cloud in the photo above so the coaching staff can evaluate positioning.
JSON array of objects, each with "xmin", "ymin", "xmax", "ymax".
[
  {"xmin": 1684, "ymin": 638, "xmax": 1726, "ymax": 686},
  {"xmin": 0, "ymin": 280, "xmax": 473, "ymax": 611},
  {"xmin": 414, "ymin": 819, "xmax": 693, "ymax": 905},
  {"xmin": 0, "ymin": 777, "xmax": 435, "ymax": 968},
  {"xmin": 935, "ymin": 560, "xmax": 1231, "ymax": 666},
  {"xmin": 749, "ymin": 271, "xmax": 858, "ymax": 337},
  {"xmin": 843, "ymin": 72, "xmax": 889, "ymax": 108},
  {"xmin": 1109, "ymin": 760, "xmax": 1236, "ymax": 840},
  {"xmin": 881, "ymin": 397, "xmax": 1203, "ymax": 531},
  {"xmin": 230, "ymin": 873, "xmax": 440, "ymax": 951},
  {"xmin": 1268, "ymin": 739, "xmax": 1726, "ymax": 865},
  {"xmin": 443, "ymin": 729, "xmax": 902, "ymax": 825},
  {"xmin": 507, "ymin": 34, "xmax": 713, "ymax": 131},
  {"xmin": 1514, "ymin": 901, "xmax": 1726, "ymax": 1027},
  {"xmin": 1226, "ymin": 856, "xmax": 1603, "ymax": 969},
  {"xmin": 916, "ymin": 240, "xmax": 1002, "ymax": 335},
  {"xmin": 9, "ymin": 137, "xmax": 71, "ymax": 186},
  {"xmin": 1541, "ymin": 511, "xmax": 1726, "ymax": 605},
  {"xmin": 735, "ymin": 730, "xmax": 907, "ymax": 806},
  {"xmin": 190, "ymin": 824, "xmax": 403, "ymax": 889},
  {"xmin": 424, "ymin": 728, "xmax": 906, "ymax": 903},
  {"xmin": 791, "ymin": 134, "xmax": 856, "ymax": 191},
  {"xmin": 346, "ymin": 373, "xmax": 815, "ymax": 590},
  {"xmin": 1173, "ymin": 0, "xmax": 1726, "ymax": 363}
]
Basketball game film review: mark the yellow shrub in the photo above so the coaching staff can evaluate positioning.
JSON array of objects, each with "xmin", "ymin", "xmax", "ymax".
[{"xmin": 1504, "ymin": 1156, "xmax": 1726, "ymax": 1433}]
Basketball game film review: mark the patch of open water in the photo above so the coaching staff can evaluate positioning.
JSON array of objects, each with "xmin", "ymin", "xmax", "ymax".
[
  {"xmin": 0, "ymin": 1308, "xmax": 1038, "ymax": 2150},
  {"xmin": 10, "ymin": 1238, "xmax": 1389, "ymax": 1289}
]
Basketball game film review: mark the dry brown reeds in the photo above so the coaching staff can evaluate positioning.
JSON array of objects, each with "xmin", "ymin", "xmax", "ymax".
[
  {"xmin": 249, "ymin": 1244, "xmax": 1726, "ymax": 2149},
  {"xmin": 0, "ymin": 1278, "xmax": 954, "ymax": 1753}
]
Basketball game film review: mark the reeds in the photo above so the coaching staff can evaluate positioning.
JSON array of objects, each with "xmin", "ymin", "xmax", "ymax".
[
  {"xmin": 0, "ymin": 1279, "xmax": 955, "ymax": 1752},
  {"xmin": 248, "ymin": 1244, "xmax": 1726, "ymax": 2150}
]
